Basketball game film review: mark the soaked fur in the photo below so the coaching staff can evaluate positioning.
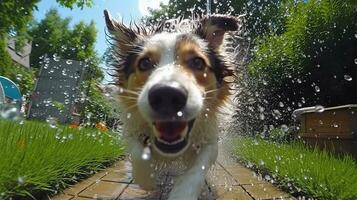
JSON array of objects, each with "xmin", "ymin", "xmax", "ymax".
[{"xmin": 104, "ymin": 10, "xmax": 242, "ymax": 200}]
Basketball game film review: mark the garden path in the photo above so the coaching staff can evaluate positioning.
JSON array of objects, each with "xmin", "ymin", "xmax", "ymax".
[{"xmin": 52, "ymin": 153, "xmax": 295, "ymax": 200}]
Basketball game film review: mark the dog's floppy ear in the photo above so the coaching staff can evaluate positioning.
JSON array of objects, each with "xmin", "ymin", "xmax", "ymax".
[
  {"xmin": 104, "ymin": 9, "xmax": 137, "ymax": 52},
  {"xmin": 196, "ymin": 15, "xmax": 239, "ymax": 49}
]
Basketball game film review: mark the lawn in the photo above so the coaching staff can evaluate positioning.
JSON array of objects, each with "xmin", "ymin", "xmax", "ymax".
[
  {"xmin": 234, "ymin": 137, "xmax": 357, "ymax": 200},
  {"xmin": 0, "ymin": 120, "xmax": 124, "ymax": 199}
]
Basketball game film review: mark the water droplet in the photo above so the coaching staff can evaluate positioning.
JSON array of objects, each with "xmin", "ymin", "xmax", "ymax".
[
  {"xmin": 141, "ymin": 146, "xmax": 151, "ymax": 160},
  {"xmin": 66, "ymin": 59, "xmax": 73, "ymax": 65},
  {"xmin": 354, "ymin": 58, "xmax": 357, "ymax": 64},
  {"xmin": 279, "ymin": 102, "xmax": 284, "ymax": 107},
  {"xmin": 64, "ymin": 99, "xmax": 70, "ymax": 105},
  {"xmin": 281, "ymin": 124, "xmax": 288, "ymax": 132},
  {"xmin": 62, "ymin": 69, "xmax": 67, "ymax": 76},
  {"xmin": 203, "ymin": 73, "xmax": 207, "ymax": 78},
  {"xmin": 201, "ymin": 165, "xmax": 205, "ymax": 170},
  {"xmin": 264, "ymin": 175, "xmax": 271, "ymax": 181},
  {"xmin": 297, "ymin": 79, "xmax": 302, "ymax": 84},
  {"xmin": 259, "ymin": 160, "xmax": 265, "ymax": 166},
  {"xmin": 177, "ymin": 111, "xmax": 183, "ymax": 117},
  {"xmin": 46, "ymin": 117, "xmax": 57, "ymax": 128},
  {"xmin": 316, "ymin": 64, "xmax": 320, "ymax": 68},
  {"xmin": 344, "ymin": 75, "xmax": 352, "ymax": 81},
  {"xmin": 126, "ymin": 113, "xmax": 131, "ymax": 119},
  {"xmin": 0, "ymin": 105, "xmax": 21, "ymax": 120},
  {"xmin": 16, "ymin": 74, "xmax": 23, "ymax": 81},
  {"xmin": 53, "ymin": 54, "xmax": 60, "ymax": 62},
  {"xmin": 259, "ymin": 113, "xmax": 265, "ymax": 120},
  {"xmin": 17, "ymin": 176, "xmax": 25, "ymax": 185},
  {"xmin": 272, "ymin": 110, "xmax": 282, "ymax": 119},
  {"xmin": 314, "ymin": 86, "xmax": 320, "ymax": 92}
]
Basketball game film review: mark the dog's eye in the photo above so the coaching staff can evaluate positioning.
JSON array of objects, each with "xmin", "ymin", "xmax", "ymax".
[
  {"xmin": 188, "ymin": 57, "xmax": 205, "ymax": 70},
  {"xmin": 138, "ymin": 58, "xmax": 154, "ymax": 71}
]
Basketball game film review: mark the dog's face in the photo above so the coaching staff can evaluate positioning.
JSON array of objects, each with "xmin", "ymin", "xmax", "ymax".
[{"xmin": 105, "ymin": 10, "xmax": 238, "ymax": 156}]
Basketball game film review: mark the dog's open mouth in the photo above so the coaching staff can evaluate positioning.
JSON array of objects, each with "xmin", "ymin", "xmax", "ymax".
[{"xmin": 153, "ymin": 120, "xmax": 194, "ymax": 154}]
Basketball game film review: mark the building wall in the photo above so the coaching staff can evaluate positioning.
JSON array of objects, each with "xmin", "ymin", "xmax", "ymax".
[
  {"xmin": 6, "ymin": 39, "xmax": 32, "ymax": 68},
  {"xmin": 28, "ymin": 56, "xmax": 86, "ymax": 124}
]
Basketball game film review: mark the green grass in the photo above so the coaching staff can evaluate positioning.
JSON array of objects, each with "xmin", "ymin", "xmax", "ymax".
[
  {"xmin": 234, "ymin": 137, "xmax": 357, "ymax": 200},
  {"xmin": 0, "ymin": 120, "xmax": 124, "ymax": 199}
]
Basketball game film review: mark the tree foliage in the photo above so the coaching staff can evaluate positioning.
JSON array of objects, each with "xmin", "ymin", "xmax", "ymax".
[
  {"xmin": 0, "ymin": 0, "xmax": 94, "ymax": 101},
  {"xmin": 28, "ymin": 9, "xmax": 109, "ymax": 124},
  {"xmin": 237, "ymin": 0, "xmax": 357, "ymax": 133},
  {"xmin": 148, "ymin": 0, "xmax": 290, "ymax": 38}
]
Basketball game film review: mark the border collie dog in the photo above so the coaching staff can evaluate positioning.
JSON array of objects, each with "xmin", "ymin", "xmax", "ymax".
[{"xmin": 104, "ymin": 10, "xmax": 240, "ymax": 200}]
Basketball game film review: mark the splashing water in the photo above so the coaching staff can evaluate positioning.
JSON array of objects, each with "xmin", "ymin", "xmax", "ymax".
[
  {"xmin": 344, "ymin": 75, "xmax": 352, "ymax": 81},
  {"xmin": 46, "ymin": 117, "xmax": 58, "ymax": 128},
  {"xmin": 142, "ymin": 146, "xmax": 151, "ymax": 160},
  {"xmin": 66, "ymin": 59, "xmax": 73, "ymax": 65},
  {"xmin": 53, "ymin": 54, "xmax": 60, "ymax": 62},
  {"xmin": 314, "ymin": 85, "xmax": 320, "ymax": 92},
  {"xmin": 17, "ymin": 176, "xmax": 25, "ymax": 185}
]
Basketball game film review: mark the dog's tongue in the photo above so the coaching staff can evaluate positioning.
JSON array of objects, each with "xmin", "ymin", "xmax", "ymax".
[{"xmin": 155, "ymin": 121, "xmax": 187, "ymax": 143}]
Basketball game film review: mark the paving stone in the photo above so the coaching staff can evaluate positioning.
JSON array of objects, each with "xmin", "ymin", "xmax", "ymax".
[
  {"xmin": 206, "ymin": 169, "xmax": 239, "ymax": 186},
  {"xmin": 106, "ymin": 161, "xmax": 132, "ymax": 173},
  {"xmin": 243, "ymin": 183, "xmax": 292, "ymax": 200},
  {"xmin": 70, "ymin": 197, "xmax": 91, "ymax": 200},
  {"xmin": 78, "ymin": 181, "xmax": 127, "ymax": 199},
  {"xmin": 213, "ymin": 185, "xmax": 253, "ymax": 200},
  {"xmin": 53, "ymin": 160, "xmax": 295, "ymax": 200},
  {"xmin": 225, "ymin": 166, "xmax": 267, "ymax": 185},
  {"xmin": 50, "ymin": 193, "xmax": 73, "ymax": 200},
  {"xmin": 118, "ymin": 184, "xmax": 150, "ymax": 200},
  {"xmin": 64, "ymin": 171, "xmax": 108, "ymax": 196},
  {"xmin": 101, "ymin": 170, "xmax": 132, "ymax": 183}
]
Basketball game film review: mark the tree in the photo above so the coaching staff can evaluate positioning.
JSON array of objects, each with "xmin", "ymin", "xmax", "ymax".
[
  {"xmin": 29, "ymin": 9, "xmax": 110, "ymax": 125},
  {"xmin": 148, "ymin": 0, "xmax": 290, "ymax": 38},
  {"xmin": 238, "ymin": 0, "xmax": 357, "ymax": 133},
  {"xmin": 0, "ymin": 0, "xmax": 94, "ymax": 101}
]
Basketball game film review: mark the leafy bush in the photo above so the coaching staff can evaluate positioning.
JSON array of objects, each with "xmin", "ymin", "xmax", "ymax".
[
  {"xmin": 0, "ymin": 64, "xmax": 36, "ymax": 96},
  {"xmin": 235, "ymin": 0, "xmax": 357, "ymax": 133},
  {"xmin": 0, "ymin": 38, "xmax": 36, "ymax": 96}
]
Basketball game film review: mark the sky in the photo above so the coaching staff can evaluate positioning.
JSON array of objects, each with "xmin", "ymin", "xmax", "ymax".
[{"xmin": 33, "ymin": 0, "xmax": 169, "ymax": 82}]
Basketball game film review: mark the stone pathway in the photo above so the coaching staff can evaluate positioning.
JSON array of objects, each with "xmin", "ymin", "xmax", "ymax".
[{"xmin": 52, "ymin": 158, "xmax": 295, "ymax": 200}]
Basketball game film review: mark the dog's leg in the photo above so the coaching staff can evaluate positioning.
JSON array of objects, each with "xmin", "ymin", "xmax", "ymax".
[
  {"xmin": 128, "ymin": 138, "xmax": 156, "ymax": 191},
  {"xmin": 168, "ymin": 142, "xmax": 218, "ymax": 200}
]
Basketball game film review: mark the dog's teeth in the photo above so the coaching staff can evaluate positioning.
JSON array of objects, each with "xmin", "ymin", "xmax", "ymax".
[
  {"xmin": 157, "ymin": 137, "xmax": 185, "ymax": 145},
  {"xmin": 171, "ymin": 137, "xmax": 184, "ymax": 145}
]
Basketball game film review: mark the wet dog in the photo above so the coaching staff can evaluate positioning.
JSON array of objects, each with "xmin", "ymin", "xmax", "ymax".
[{"xmin": 104, "ymin": 10, "xmax": 239, "ymax": 200}]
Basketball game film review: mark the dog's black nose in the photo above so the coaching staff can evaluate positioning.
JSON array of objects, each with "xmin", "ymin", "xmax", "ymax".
[{"xmin": 148, "ymin": 83, "xmax": 188, "ymax": 116}]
